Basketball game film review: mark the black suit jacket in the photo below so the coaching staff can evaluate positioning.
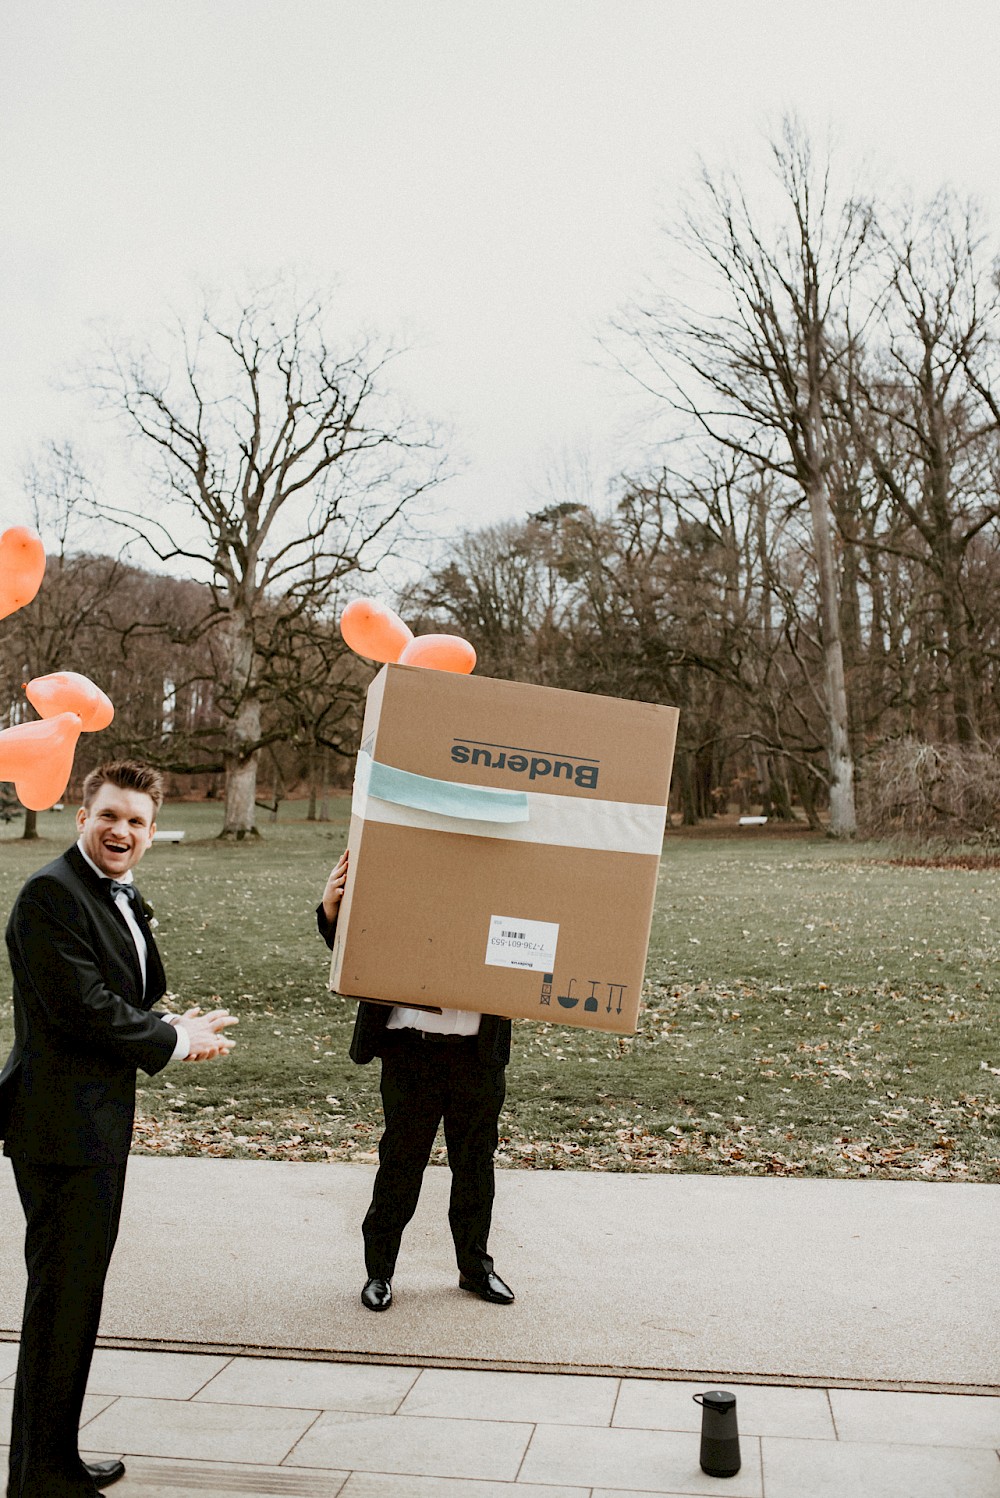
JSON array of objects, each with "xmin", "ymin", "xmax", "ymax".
[
  {"xmin": 317, "ymin": 905, "xmax": 511, "ymax": 1068},
  {"xmin": 0, "ymin": 844, "xmax": 177, "ymax": 1166}
]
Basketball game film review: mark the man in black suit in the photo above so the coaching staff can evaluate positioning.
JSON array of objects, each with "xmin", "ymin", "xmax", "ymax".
[
  {"xmin": 318, "ymin": 849, "xmax": 514, "ymax": 1312},
  {"xmin": 0, "ymin": 760, "xmax": 237, "ymax": 1497}
]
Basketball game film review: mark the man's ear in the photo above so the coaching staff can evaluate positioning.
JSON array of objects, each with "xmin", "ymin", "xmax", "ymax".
[{"xmin": 75, "ymin": 805, "xmax": 87, "ymax": 833}]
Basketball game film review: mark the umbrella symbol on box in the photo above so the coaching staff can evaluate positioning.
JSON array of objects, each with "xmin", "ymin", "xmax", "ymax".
[{"xmin": 557, "ymin": 979, "xmax": 579, "ymax": 1009}]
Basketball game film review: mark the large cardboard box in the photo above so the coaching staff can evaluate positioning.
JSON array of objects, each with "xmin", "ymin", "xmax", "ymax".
[{"xmin": 329, "ymin": 665, "xmax": 678, "ymax": 1034}]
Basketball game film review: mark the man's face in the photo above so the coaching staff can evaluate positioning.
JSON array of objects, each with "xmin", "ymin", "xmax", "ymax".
[{"xmin": 76, "ymin": 784, "xmax": 157, "ymax": 878}]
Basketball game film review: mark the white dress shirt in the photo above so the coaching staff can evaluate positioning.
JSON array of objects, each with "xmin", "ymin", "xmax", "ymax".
[
  {"xmin": 386, "ymin": 1005, "xmax": 481, "ymax": 1036},
  {"xmin": 76, "ymin": 839, "xmax": 188, "ymax": 1060}
]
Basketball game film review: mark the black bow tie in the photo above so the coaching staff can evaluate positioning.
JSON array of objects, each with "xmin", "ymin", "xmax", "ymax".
[{"xmin": 108, "ymin": 879, "xmax": 139, "ymax": 909}]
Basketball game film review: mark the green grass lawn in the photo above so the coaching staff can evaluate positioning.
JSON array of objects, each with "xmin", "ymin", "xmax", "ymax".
[{"xmin": 0, "ymin": 803, "xmax": 996, "ymax": 1180}]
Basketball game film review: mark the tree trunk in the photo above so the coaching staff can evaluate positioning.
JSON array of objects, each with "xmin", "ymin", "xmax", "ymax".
[
  {"xmin": 21, "ymin": 807, "xmax": 39, "ymax": 840},
  {"xmin": 223, "ymin": 749, "xmax": 258, "ymax": 837},
  {"xmin": 220, "ymin": 619, "xmax": 261, "ymax": 839},
  {"xmin": 694, "ymin": 746, "xmax": 714, "ymax": 819},
  {"xmin": 318, "ymin": 747, "xmax": 331, "ymax": 822},
  {"xmin": 268, "ymin": 747, "xmax": 284, "ymax": 823},
  {"xmin": 222, "ymin": 742, "xmax": 260, "ymax": 838},
  {"xmin": 751, "ymin": 745, "xmax": 771, "ymax": 815},
  {"xmin": 938, "ymin": 554, "xmax": 978, "ymax": 746},
  {"xmin": 791, "ymin": 762, "xmax": 824, "ymax": 831},
  {"xmin": 768, "ymin": 756, "xmax": 794, "ymax": 820},
  {"xmin": 678, "ymin": 750, "xmax": 699, "ymax": 825},
  {"xmin": 306, "ymin": 744, "xmax": 318, "ymax": 821},
  {"xmin": 838, "ymin": 518, "xmax": 865, "ymax": 763},
  {"xmin": 806, "ymin": 466, "xmax": 857, "ymax": 837}
]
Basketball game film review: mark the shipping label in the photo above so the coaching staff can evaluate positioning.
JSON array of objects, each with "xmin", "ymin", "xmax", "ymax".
[{"xmin": 485, "ymin": 915, "xmax": 559, "ymax": 972}]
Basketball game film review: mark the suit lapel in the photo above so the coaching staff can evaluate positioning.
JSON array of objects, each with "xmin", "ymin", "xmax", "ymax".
[
  {"xmin": 132, "ymin": 902, "xmax": 166, "ymax": 1002},
  {"xmin": 63, "ymin": 845, "xmax": 163, "ymax": 1005}
]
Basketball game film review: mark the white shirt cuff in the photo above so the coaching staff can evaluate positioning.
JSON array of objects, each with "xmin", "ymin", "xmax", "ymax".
[{"xmin": 169, "ymin": 1023, "xmax": 190, "ymax": 1061}]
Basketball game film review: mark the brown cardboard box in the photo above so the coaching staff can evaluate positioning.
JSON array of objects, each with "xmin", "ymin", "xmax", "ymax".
[{"xmin": 329, "ymin": 665, "xmax": 678, "ymax": 1034}]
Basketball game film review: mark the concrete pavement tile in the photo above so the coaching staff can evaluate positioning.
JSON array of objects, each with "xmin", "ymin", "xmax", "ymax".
[
  {"xmin": 2, "ymin": 1388, "xmax": 117, "ymax": 1437},
  {"xmin": 0, "ymin": 1344, "xmax": 18, "ymax": 1381},
  {"xmin": 614, "ymin": 1379, "xmax": 836, "ymax": 1439},
  {"xmin": 87, "ymin": 1349, "xmax": 233, "ymax": 1399},
  {"xmin": 830, "ymin": 1387, "xmax": 1000, "ymax": 1447},
  {"xmin": 340, "ymin": 1475, "xmax": 589, "ymax": 1498},
  {"xmin": 196, "ymin": 1357, "xmax": 418, "ymax": 1413},
  {"xmin": 285, "ymin": 1410, "xmax": 532, "ymax": 1480},
  {"xmin": 590, "ymin": 1492, "xmax": 757, "ymax": 1498},
  {"xmin": 79, "ymin": 1396, "xmax": 320, "ymax": 1465},
  {"xmin": 519, "ymin": 1424, "xmax": 763, "ymax": 1495},
  {"xmin": 400, "ymin": 1367, "xmax": 619, "ymax": 1425},
  {"xmin": 88, "ymin": 1454, "xmax": 347, "ymax": 1493},
  {"xmin": 762, "ymin": 1434, "xmax": 1000, "ymax": 1498}
]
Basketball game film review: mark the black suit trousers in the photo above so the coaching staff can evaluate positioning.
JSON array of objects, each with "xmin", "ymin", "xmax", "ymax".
[
  {"xmin": 7, "ymin": 1159, "xmax": 128, "ymax": 1498},
  {"xmin": 363, "ymin": 1033, "xmax": 506, "ymax": 1280}
]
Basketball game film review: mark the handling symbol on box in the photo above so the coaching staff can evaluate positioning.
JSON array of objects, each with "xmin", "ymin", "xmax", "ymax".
[
  {"xmin": 557, "ymin": 979, "xmax": 579, "ymax": 1009},
  {"xmin": 544, "ymin": 977, "xmax": 628, "ymax": 1014}
]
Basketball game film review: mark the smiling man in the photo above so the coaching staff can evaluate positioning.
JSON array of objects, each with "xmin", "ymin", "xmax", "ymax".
[{"xmin": 0, "ymin": 760, "xmax": 237, "ymax": 1497}]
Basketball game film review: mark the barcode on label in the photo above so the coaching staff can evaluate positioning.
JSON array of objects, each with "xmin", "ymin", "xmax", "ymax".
[{"xmin": 501, "ymin": 929, "xmax": 525, "ymax": 939}]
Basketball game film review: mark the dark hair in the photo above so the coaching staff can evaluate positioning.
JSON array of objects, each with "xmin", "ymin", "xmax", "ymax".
[{"xmin": 81, "ymin": 760, "xmax": 165, "ymax": 814}]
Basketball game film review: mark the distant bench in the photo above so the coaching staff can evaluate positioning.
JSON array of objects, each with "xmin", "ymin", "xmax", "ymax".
[{"xmin": 152, "ymin": 831, "xmax": 186, "ymax": 843}]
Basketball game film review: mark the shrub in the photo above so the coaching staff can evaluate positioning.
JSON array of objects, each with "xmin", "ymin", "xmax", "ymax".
[{"xmin": 858, "ymin": 738, "xmax": 1000, "ymax": 840}]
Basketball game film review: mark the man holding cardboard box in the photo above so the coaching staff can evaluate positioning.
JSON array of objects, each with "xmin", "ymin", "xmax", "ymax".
[
  {"xmin": 319, "ymin": 662, "xmax": 678, "ymax": 1314},
  {"xmin": 318, "ymin": 850, "xmax": 514, "ymax": 1312}
]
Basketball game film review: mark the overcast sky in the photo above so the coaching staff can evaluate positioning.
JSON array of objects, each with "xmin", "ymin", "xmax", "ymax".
[{"xmin": 2, "ymin": 0, "xmax": 999, "ymax": 562}]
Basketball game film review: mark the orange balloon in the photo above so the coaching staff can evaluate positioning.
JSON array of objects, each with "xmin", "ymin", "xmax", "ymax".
[
  {"xmin": 398, "ymin": 633, "xmax": 477, "ymax": 674},
  {"xmin": 25, "ymin": 671, "xmax": 115, "ymax": 732},
  {"xmin": 0, "ymin": 712, "xmax": 83, "ymax": 810},
  {"xmin": 340, "ymin": 598, "xmax": 414, "ymax": 664},
  {"xmin": 0, "ymin": 526, "xmax": 46, "ymax": 622}
]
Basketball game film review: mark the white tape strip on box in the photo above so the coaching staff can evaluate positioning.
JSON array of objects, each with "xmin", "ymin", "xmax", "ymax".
[{"xmin": 352, "ymin": 750, "xmax": 667, "ymax": 855}]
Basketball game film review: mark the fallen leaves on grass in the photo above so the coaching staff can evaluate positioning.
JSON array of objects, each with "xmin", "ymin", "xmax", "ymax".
[
  {"xmin": 883, "ymin": 855, "xmax": 1000, "ymax": 871},
  {"xmin": 131, "ymin": 1105, "xmax": 991, "ymax": 1180},
  {"xmin": 131, "ymin": 1114, "xmax": 382, "ymax": 1163},
  {"xmin": 498, "ymin": 1124, "xmax": 808, "ymax": 1175}
]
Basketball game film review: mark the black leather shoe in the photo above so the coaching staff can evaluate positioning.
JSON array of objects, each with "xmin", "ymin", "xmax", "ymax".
[
  {"xmin": 361, "ymin": 1276, "xmax": 392, "ymax": 1310},
  {"xmin": 84, "ymin": 1459, "xmax": 126, "ymax": 1489},
  {"xmin": 459, "ymin": 1270, "xmax": 515, "ymax": 1304}
]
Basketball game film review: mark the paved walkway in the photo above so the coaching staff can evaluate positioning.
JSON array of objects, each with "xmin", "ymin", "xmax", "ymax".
[
  {"xmin": 2, "ymin": 1161, "xmax": 997, "ymax": 1390},
  {"xmin": 1, "ymin": 1160, "xmax": 998, "ymax": 1493},
  {"xmin": 2, "ymin": 1343, "xmax": 999, "ymax": 1496}
]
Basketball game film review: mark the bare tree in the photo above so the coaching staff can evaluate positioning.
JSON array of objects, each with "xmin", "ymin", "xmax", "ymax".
[
  {"xmin": 407, "ymin": 512, "xmax": 587, "ymax": 685},
  {"xmin": 256, "ymin": 601, "xmax": 368, "ymax": 818},
  {"xmin": 89, "ymin": 284, "xmax": 443, "ymax": 837},
  {"xmin": 616, "ymin": 119, "xmax": 873, "ymax": 834},
  {"xmin": 846, "ymin": 192, "xmax": 1000, "ymax": 744}
]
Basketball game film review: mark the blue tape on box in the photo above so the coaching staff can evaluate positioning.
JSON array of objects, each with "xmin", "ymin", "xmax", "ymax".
[{"xmin": 362, "ymin": 752, "xmax": 530, "ymax": 824}]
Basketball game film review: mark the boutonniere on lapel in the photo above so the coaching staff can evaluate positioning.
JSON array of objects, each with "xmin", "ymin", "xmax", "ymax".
[{"xmin": 140, "ymin": 897, "xmax": 158, "ymax": 929}]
